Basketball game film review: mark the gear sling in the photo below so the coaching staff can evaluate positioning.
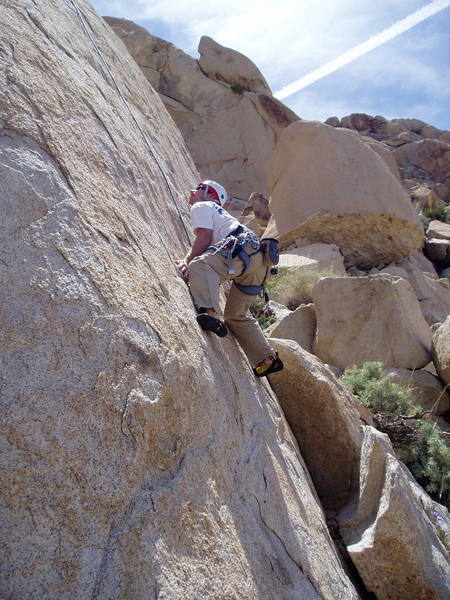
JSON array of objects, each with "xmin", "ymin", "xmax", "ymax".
[{"xmin": 208, "ymin": 225, "xmax": 280, "ymax": 297}]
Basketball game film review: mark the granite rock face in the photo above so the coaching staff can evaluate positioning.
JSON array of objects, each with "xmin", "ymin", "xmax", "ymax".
[
  {"xmin": 105, "ymin": 17, "xmax": 299, "ymax": 202},
  {"xmin": 264, "ymin": 121, "xmax": 424, "ymax": 266},
  {"xmin": 0, "ymin": 2, "xmax": 360, "ymax": 599}
]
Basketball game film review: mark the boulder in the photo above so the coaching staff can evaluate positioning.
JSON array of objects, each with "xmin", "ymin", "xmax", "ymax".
[
  {"xmin": 425, "ymin": 239, "xmax": 450, "ymax": 264},
  {"xmin": 325, "ymin": 116, "xmax": 340, "ymax": 127},
  {"xmin": 383, "ymin": 368, "xmax": 450, "ymax": 415},
  {"xmin": 432, "ymin": 318, "xmax": 450, "ymax": 385},
  {"xmin": 198, "ymin": 36, "xmax": 271, "ymax": 93},
  {"xmin": 370, "ymin": 115, "xmax": 388, "ymax": 135},
  {"xmin": 427, "ymin": 219, "xmax": 450, "ymax": 241},
  {"xmin": 106, "ymin": 18, "xmax": 299, "ymax": 202},
  {"xmin": 339, "ymin": 427, "xmax": 450, "ymax": 600},
  {"xmin": 312, "ymin": 276, "xmax": 432, "ymax": 369},
  {"xmin": 0, "ymin": 3, "xmax": 361, "ymax": 599},
  {"xmin": 347, "ymin": 113, "xmax": 372, "ymax": 132},
  {"xmin": 267, "ymin": 304, "xmax": 316, "ymax": 352},
  {"xmin": 268, "ymin": 339, "xmax": 363, "ymax": 507},
  {"xmin": 264, "ymin": 121, "xmax": 423, "ymax": 266}
]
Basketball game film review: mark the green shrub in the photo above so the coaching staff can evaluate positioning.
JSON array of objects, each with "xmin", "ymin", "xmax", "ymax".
[
  {"xmin": 417, "ymin": 204, "xmax": 450, "ymax": 230},
  {"xmin": 342, "ymin": 361, "xmax": 450, "ymax": 507},
  {"xmin": 265, "ymin": 268, "xmax": 333, "ymax": 310},
  {"xmin": 230, "ymin": 82, "xmax": 246, "ymax": 94},
  {"xmin": 341, "ymin": 362, "xmax": 418, "ymax": 414},
  {"xmin": 250, "ymin": 296, "xmax": 277, "ymax": 330}
]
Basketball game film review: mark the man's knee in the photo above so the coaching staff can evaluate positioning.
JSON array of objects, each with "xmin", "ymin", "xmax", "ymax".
[
  {"xmin": 187, "ymin": 255, "xmax": 204, "ymax": 277},
  {"xmin": 224, "ymin": 295, "xmax": 249, "ymax": 321}
]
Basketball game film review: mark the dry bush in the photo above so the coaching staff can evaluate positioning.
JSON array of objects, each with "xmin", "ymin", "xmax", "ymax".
[{"xmin": 266, "ymin": 268, "xmax": 334, "ymax": 310}]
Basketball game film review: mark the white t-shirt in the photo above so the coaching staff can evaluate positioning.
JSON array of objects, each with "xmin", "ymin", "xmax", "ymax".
[{"xmin": 191, "ymin": 200, "xmax": 240, "ymax": 244}]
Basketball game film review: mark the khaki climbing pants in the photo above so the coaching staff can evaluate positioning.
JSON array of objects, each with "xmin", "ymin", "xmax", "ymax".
[{"xmin": 188, "ymin": 247, "xmax": 274, "ymax": 366}]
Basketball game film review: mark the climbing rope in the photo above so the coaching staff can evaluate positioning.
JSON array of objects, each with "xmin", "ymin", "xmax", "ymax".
[{"xmin": 65, "ymin": 0, "xmax": 192, "ymax": 247}]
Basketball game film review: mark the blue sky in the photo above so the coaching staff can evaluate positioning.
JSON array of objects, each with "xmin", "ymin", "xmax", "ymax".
[{"xmin": 89, "ymin": 0, "xmax": 450, "ymax": 130}]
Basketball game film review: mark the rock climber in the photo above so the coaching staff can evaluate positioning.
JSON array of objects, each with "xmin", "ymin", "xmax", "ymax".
[{"xmin": 176, "ymin": 180, "xmax": 283, "ymax": 377}]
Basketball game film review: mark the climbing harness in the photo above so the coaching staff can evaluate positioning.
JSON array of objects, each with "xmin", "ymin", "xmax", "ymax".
[
  {"xmin": 65, "ymin": 0, "xmax": 192, "ymax": 247},
  {"xmin": 208, "ymin": 226, "xmax": 280, "ymax": 298},
  {"xmin": 208, "ymin": 225, "xmax": 260, "ymax": 275}
]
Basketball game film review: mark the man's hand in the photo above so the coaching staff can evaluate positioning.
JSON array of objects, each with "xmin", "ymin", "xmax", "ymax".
[{"xmin": 176, "ymin": 260, "xmax": 189, "ymax": 281}]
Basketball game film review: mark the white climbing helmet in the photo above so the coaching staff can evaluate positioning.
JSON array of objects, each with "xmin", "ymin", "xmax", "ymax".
[{"xmin": 202, "ymin": 180, "xmax": 228, "ymax": 206}]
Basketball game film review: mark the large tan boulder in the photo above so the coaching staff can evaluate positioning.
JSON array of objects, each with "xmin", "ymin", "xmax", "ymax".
[
  {"xmin": 198, "ymin": 36, "xmax": 271, "ymax": 93},
  {"xmin": 264, "ymin": 121, "xmax": 423, "ymax": 266},
  {"xmin": 432, "ymin": 317, "xmax": 450, "ymax": 385},
  {"xmin": 339, "ymin": 427, "xmax": 450, "ymax": 600},
  {"xmin": 312, "ymin": 276, "xmax": 432, "ymax": 369},
  {"xmin": 0, "ymin": 3, "xmax": 361, "ymax": 599},
  {"xmin": 106, "ymin": 17, "xmax": 299, "ymax": 202},
  {"xmin": 267, "ymin": 304, "xmax": 316, "ymax": 352},
  {"xmin": 268, "ymin": 339, "xmax": 363, "ymax": 507}
]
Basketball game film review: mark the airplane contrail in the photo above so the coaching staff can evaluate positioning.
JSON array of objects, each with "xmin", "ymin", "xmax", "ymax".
[{"xmin": 274, "ymin": 0, "xmax": 450, "ymax": 100}]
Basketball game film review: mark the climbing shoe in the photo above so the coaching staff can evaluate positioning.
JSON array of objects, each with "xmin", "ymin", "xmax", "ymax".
[
  {"xmin": 196, "ymin": 311, "xmax": 228, "ymax": 337},
  {"xmin": 253, "ymin": 353, "xmax": 284, "ymax": 377}
]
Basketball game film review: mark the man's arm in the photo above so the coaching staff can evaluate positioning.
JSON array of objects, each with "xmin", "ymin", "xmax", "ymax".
[{"xmin": 185, "ymin": 227, "xmax": 213, "ymax": 264}]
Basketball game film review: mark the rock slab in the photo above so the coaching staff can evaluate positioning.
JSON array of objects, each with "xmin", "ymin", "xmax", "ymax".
[
  {"xmin": 0, "ymin": 2, "xmax": 360, "ymax": 599},
  {"xmin": 268, "ymin": 339, "xmax": 363, "ymax": 507}
]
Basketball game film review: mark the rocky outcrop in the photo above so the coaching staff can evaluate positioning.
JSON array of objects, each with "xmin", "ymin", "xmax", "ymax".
[
  {"xmin": 325, "ymin": 113, "xmax": 450, "ymax": 202},
  {"xmin": 432, "ymin": 317, "xmax": 450, "ymax": 385},
  {"xmin": 105, "ymin": 17, "xmax": 299, "ymax": 202},
  {"xmin": 339, "ymin": 427, "xmax": 450, "ymax": 600},
  {"xmin": 198, "ymin": 36, "xmax": 271, "ymax": 93},
  {"xmin": 312, "ymin": 276, "xmax": 432, "ymax": 369},
  {"xmin": 264, "ymin": 121, "xmax": 424, "ymax": 266},
  {"xmin": 0, "ymin": 2, "xmax": 361, "ymax": 599}
]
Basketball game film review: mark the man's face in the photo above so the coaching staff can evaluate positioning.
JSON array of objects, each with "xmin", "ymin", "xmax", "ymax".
[{"xmin": 189, "ymin": 184, "xmax": 209, "ymax": 205}]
